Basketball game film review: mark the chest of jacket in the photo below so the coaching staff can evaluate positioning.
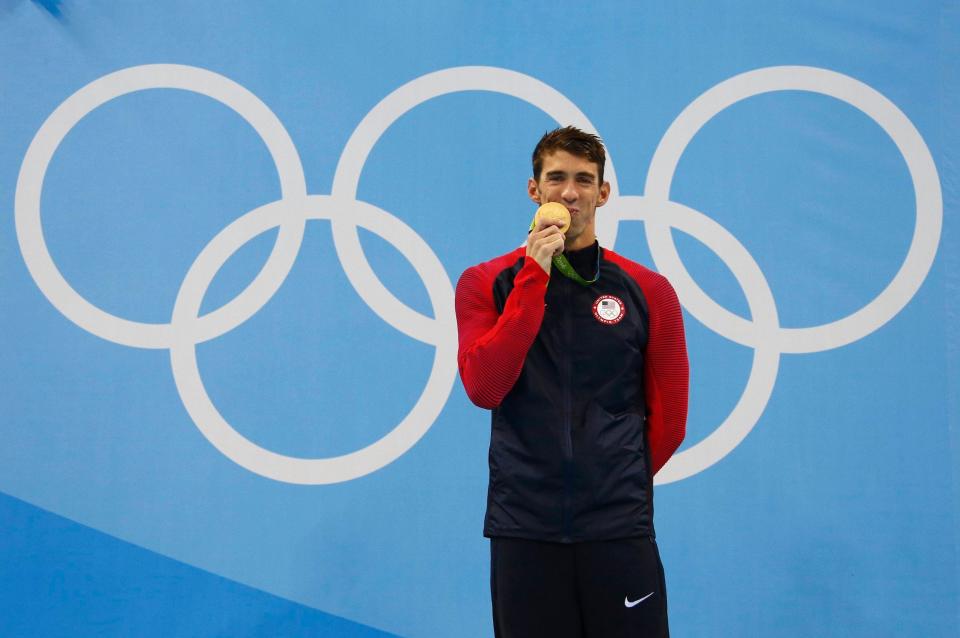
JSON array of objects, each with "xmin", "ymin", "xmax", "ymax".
[
  {"xmin": 485, "ymin": 257, "xmax": 655, "ymax": 541},
  {"xmin": 494, "ymin": 259, "xmax": 650, "ymax": 425}
]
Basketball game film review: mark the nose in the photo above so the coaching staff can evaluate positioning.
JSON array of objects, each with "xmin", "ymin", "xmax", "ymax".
[{"xmin": 561, "ymin": 179, "xmax": 578, "ymax": 203}]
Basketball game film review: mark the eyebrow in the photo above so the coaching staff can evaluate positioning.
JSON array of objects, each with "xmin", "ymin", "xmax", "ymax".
[{"xmin": 545, "ymin": 170, "xmax": 597, "ymax": 181}]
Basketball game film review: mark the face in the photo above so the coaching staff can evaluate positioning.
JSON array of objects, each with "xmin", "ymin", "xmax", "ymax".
[{"xmin": 528, "ymin": 150, "xmax": 610, "ymax": 250}]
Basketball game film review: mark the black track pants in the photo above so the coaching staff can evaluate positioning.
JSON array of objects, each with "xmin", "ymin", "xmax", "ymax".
[{"xmin": 490, "ymin": 536, "xmax": 669, "ymax": 638}]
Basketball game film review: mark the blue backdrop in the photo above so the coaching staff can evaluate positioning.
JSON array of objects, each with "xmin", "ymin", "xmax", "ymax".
[{"xmin": 1, "ymin": 1, "xmax": 957, "ymax": 636}]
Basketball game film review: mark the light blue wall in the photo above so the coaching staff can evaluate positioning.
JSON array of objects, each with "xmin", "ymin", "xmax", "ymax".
[{"xmin": 1, "ymin": 1, "xmax": 956, "ymax": 636}]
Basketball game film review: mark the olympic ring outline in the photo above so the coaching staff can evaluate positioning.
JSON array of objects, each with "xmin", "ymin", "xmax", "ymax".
[
  {"xmin": 14, "ymin": 63, "xmax": 942, "ymax": 485},
  {"xmin": 644, "ymin": 66, "xmax": 943, "ymax": 354},
  {"xmin": 169, "ymin": 195, "xmax": 456, "ymax": 484},
  {"xmin": 329, "ymin": 66, "xmax": 620, "ymax": 341},
  {"xmin": 15, "ymin": 65, "xmax": 309, "ymax": 349}
]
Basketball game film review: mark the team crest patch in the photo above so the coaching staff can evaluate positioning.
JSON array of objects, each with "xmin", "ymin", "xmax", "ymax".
[{"xmin": 592, "ymin": 295, "xmax": 626, "ymax": 325}]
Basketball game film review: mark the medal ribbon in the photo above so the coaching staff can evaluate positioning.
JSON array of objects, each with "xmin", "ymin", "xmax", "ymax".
[{"xmin": 552, "ymin": 252, "xmax": 599, "ymax": 286}]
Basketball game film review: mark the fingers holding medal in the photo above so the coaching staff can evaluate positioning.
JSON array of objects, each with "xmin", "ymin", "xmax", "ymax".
[{"xmin": 526, "ymin": 202, "xmax": 570, "ymax": 274}]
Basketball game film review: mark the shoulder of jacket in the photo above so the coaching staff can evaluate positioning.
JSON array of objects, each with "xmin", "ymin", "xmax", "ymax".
[
  {"xmin": 460, "ymin": 246, "xmax": 526, "ymax": 282},
  {"xmin": 602, "ymin": 247, "xmax": 680, "ymax": 300},
  {"xmin": 602, "ymin": 247, "xmax": 658, "ymax": 281}
]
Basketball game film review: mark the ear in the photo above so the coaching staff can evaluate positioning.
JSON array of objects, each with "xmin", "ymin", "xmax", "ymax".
[
  {"xmin": 527, "ymin": 177, "xmax": 541, "ymax": 204},
  {"xmin": 597, "ymin": 181, "xmax": 611, "ymax": 207}
]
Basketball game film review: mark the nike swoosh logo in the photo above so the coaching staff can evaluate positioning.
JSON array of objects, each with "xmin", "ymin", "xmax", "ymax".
[{"xmin": 624, "ymin": 592, "xmax": 655, "ymax": 608}]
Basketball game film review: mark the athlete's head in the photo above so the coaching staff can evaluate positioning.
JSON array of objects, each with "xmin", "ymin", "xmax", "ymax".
[{"xmin": 528, "ymin": 126, "xmax": 610, "ymax": 250}]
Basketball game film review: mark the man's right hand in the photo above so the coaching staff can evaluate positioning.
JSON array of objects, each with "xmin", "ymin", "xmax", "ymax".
[{"xmin": 526, "ymin": 219, "xmax": 566, "ymax": 275}]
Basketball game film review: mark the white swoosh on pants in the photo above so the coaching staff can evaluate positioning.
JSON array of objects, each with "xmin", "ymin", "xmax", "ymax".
[{"xmin": 624, "ymin": 592, "xmax": 655, "ymax": 608}]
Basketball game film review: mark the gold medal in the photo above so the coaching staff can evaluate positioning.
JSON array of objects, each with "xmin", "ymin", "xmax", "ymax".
[{"xmin": 533, "ymin": 202, "xmax": 571, "ymax": 234}]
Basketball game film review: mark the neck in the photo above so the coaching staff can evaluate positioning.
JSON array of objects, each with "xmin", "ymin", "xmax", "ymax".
[{"xmin": 565, "ymin": 231, "xmax": 596, "ymax": 252}]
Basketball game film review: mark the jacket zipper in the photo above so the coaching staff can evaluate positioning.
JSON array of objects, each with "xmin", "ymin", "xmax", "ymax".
[{"xmin": 561, "ymin": 278, "xmax": 573, "ymax": 540}]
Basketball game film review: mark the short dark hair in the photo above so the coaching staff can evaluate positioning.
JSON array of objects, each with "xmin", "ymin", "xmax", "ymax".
[{"xmin": 532, "ymin": 126, "xmax": 606, "ymax": 183}]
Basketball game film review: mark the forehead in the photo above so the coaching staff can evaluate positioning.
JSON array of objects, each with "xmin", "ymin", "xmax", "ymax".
[{"xmin": 539, "ymin": 150, "xmax": 600, "ymax": 177}]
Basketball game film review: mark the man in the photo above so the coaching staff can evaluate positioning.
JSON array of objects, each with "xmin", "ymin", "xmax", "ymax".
[{"xmin": 455, "ymin": 127, "xmax": 689, "ymax": 638}]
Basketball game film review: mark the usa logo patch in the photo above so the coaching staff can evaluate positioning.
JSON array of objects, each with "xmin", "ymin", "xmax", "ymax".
[{"xmin": 592, "ymin": 294, "xmax": 626, "ymax": 325}]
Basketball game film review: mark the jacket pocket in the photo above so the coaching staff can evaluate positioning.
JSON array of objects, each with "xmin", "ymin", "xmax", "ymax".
[{"xmin": 583, "ymin": 400, "xmax": 646, "ymax": 455}]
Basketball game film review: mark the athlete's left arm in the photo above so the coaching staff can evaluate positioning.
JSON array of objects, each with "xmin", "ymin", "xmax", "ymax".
[{"xmin": 642, "ymin": 274, "xmax": 689, "ymax": 475}]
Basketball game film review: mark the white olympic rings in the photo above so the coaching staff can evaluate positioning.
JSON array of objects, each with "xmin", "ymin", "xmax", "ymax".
[{"xmin": 14, "ymin": 63, "xmax": 941, "ymax": 485}]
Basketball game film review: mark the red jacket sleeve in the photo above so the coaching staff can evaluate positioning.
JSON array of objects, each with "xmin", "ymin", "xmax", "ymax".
[
  {"xmin": 640, "ymin": 274, "xmax": 689, "ymax": 475},
  {"xmin": 455, "ymin": 254, "xmax": 549, "ymax": 409}
]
